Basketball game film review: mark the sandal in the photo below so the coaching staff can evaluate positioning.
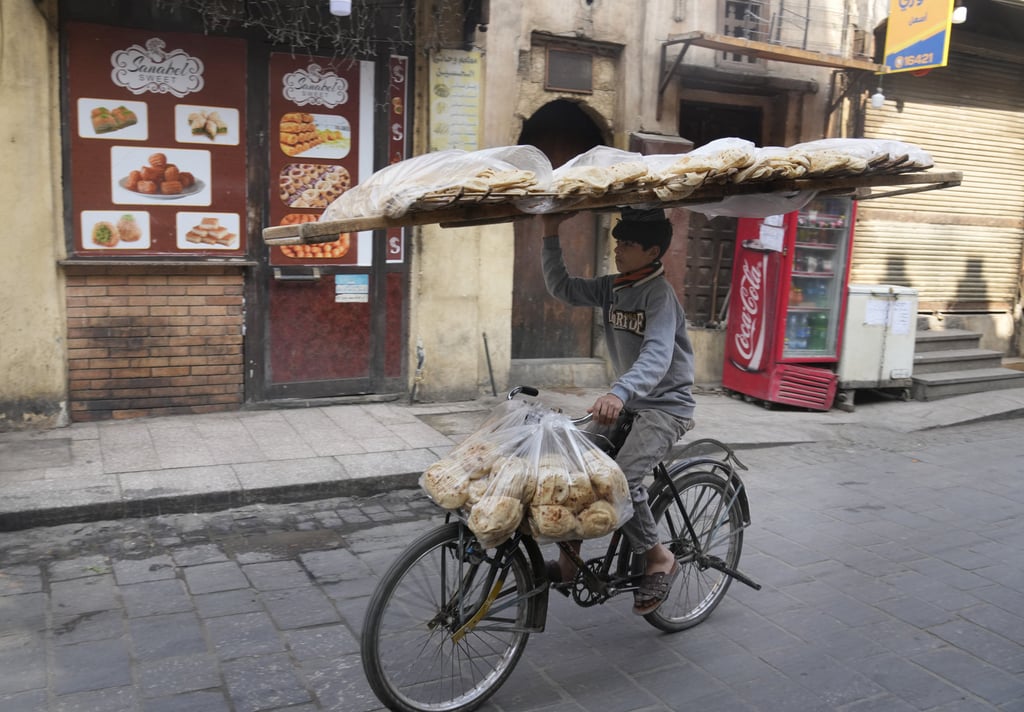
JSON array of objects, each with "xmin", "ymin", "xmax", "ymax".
[{"xmin": 633, "ymin": 562, "xmax": 680, "ymax": 616}]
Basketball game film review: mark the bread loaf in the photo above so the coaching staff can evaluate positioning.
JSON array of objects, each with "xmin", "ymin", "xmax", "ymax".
[
  {"xmin": 579, "ymin": 500, "xmax": 620, "ymax": 538},
  {"xmin": 529, "ymin": 505, "xmax": 580, "ymax": 539},
  {"xmin": 468, "ymin": 495, "xmax": 523, "ymax": 546},
  {"xmin": 420, "ymin": 459, "xmax": 470, "ymax": 510}
]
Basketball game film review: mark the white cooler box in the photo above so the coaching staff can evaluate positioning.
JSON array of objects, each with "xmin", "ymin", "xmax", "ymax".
[{"xmin": 837, "ymin": 284, "xmax": 918, "ymax": 409}]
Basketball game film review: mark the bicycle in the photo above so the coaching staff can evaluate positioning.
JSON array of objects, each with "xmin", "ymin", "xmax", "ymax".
[{"xmin": 361, "ymin": 386, "xmax": 761, "ymax": 712}]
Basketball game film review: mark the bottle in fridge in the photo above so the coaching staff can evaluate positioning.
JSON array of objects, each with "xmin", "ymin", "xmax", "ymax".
[{"xmin": 722, "ymin": 196, "xmax": 856, "ymax": 410}]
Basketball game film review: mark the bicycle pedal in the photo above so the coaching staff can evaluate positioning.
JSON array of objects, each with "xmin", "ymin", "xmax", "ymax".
[{"xmin": 549, "ymin": 581, "xmax": 570, "ymax": 597}]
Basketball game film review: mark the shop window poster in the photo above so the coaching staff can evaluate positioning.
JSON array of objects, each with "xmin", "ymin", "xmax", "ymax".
[
  {"xmin": 66, "ymin": 23, "xmax": 247, "ymax": 257},
  {"xmin": 268, "ymin": 54, "xmax": 363, "ymax": 267}
]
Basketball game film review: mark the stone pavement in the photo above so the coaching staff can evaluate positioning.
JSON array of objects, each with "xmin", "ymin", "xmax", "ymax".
[{"xmin": 3, "ymin": 385, "xmax": 1024, "ymax": 531}]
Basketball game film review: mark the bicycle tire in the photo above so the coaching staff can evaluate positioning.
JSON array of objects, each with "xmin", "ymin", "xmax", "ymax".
[
  {"xmin": 361, "ymin": 522, "xmax": 537, "ymax": 712},
  {"xmin": 642, "ymin": 470, "xmax": 745, "ymax": 632}
]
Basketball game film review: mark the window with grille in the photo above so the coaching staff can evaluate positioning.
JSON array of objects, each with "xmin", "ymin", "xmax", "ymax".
[{"xmin": 720, "ymin": 0, "xmax": 768, "ymax": 65}]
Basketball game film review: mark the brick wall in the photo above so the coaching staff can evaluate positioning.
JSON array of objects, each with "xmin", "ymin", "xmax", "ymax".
[{"xmin": 65, "ymin": 265, "xmax": 246, "ymax": 422}]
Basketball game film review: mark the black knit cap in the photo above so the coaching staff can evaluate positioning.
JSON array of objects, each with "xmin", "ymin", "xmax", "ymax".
[{"xmin": 612, "ymin": 207, "xmax": 672, "ymax": 257}]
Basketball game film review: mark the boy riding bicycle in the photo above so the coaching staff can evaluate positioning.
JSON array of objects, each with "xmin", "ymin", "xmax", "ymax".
[{"xmin": 538, "ymin": 206, "xmax": 697, "ymax": 615}]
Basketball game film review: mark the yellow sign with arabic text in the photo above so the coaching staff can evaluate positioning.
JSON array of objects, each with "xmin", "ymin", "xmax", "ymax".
[
  {"xmin": 428, "ymin": 49, "xmax": 481, "ymax": 151},
  {"xmin": 883, "ymin": 0, "xmax": 954, "ymax": 73}
]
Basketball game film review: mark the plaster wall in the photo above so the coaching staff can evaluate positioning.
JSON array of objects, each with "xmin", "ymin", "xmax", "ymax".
[
  {"xmin": 410, "ymin": 0, "xmax": 865, "ymax": 401},
  {"xmin": 0, "ymin": 0, "xmax": 67, "ymax": 430},
  {"xmin": 407, "ymin": 223, "xmax": 515, "ymax": 401}
]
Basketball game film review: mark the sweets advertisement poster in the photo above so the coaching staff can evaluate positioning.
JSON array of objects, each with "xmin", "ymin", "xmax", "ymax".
[
  {"xmin": 66, "ymin": 23, "xmax": 247, "ymax": 256},
  {"xmin": 268, "ymin": 54, "xmax": 362, "ymax": 267}
]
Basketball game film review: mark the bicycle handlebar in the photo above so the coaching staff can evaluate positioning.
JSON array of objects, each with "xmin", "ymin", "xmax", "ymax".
[{"xmin": 507, "ymin": 386, "xmax": 592, "ymax": 427}]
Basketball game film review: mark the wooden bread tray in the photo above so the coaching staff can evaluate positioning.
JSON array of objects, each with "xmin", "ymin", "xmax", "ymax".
[{"xmin": 262, "ymin": 170, "xmax": 962, "ymax": 246}]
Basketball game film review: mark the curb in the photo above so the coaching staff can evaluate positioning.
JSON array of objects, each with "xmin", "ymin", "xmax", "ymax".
[{"xmin": 0, "ymin": 471, "xmax": 424, "ymax": 532}]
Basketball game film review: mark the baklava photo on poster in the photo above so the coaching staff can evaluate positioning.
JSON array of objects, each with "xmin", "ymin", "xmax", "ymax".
[
  {"xmin": 80, "ymin": 210, "xmax": 151, "ymax": 250},
  {"xmin": 77, "ymin": 98, "xmax": 148, "ymax": 141},
  {"xmin": 175, "ymin": 212, "xmax": 240, "ymax": 250},
  {"xmin": 110, "ymin": 146, "xmax": 212, "ymax": 206},
  {"xmin": 174, "ymin": 104, "xmax": 240, "ymax": 145}
]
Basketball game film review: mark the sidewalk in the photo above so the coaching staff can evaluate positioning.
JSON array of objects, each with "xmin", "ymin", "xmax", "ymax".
[{"xmin": 3, "ymin": 385, "xmax": 1024, "ymax": 531}]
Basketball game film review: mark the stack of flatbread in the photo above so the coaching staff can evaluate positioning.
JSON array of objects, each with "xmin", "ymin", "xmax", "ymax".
[
  {"xmin": 418, "ymin": 167, "xmax": 538, "ymax": 204},
  {"xmin": 648, "ymin": 137, "xmax": 760, "ymax": 199},
  {"xmin": 791, "ymin": 138, "xmax": 933, "ymax": 178},
  {"xmin": 731, "ymin": 146, "xmax": 811, "ymax": 183},
  {"xmin": 549, "ymin": 161, "xmax": 654, "ymax": 198}
]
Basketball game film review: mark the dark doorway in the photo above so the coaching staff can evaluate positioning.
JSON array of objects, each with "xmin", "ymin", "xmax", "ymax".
[
  {"xmin": 678, "ymin": 101, "xmax": 763, "ymax": 325},
  {"xmin": 513, "ymin": 100, "xmax": 605, "ymax": 358}
]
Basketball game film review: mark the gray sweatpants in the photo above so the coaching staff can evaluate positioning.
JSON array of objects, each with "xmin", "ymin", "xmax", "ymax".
[{"xmin": 587, "ymin": 409, "xmax": 694, "ymax": 554}]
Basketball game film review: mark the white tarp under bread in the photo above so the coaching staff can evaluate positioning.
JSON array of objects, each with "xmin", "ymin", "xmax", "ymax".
[
  {"xmin": 419, "ymin": 399, "xmax": 633, "ymax": 549},
  {"xmin": 319, "ymin": 145, "xmax": 553, "ymax": 221}
]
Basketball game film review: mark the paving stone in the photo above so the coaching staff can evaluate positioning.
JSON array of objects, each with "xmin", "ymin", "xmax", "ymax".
[
  {"xmin": 205, "ymin": 611, "xmax": 286, "ymax": 661},
  {"xmin": 135, "ymin": 653, "xmax": 222, "ymax": 699},
  {"xmin": 181, "ymin": 560, "xmax": 249, "ymax": 595},
  {"xmin": 129, "ymin": 612, "xmax": 206, "ymax": 661},
  {"xmin": 51, "ymin": 638, "xmax": 132, "ymax": 695},
  {"xmin": 141, "ymin": 689, "xmax": 232, "ymax": 712},
  {"xmin": 222, "ymin": 652, "xmax": 312, "ymax": 712}
]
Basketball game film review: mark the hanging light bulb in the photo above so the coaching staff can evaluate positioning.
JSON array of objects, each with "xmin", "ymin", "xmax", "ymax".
[
  {"xmin": 951, "ymin": 4, "xmax": 968, "ymax": 24},
  {"xmin": 870, "ymin": 87, "xmax": 885, "ymax": 109},
  {"xmin": 330, "ymin": 0, "xmax": 352, "ymax": 16}
]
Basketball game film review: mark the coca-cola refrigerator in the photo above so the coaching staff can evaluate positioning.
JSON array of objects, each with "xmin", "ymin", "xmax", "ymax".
[{"xmin": 722, "ymin": 196, "xmax": 856, "ymax": 410}]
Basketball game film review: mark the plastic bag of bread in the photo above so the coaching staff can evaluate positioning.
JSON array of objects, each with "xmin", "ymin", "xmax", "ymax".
[
  {"xmin": 421, "ymin": 400, "xmax": 631, "ymax": 548},
  {"xmin": 496, "ymin": 410, "xmax": 632, "ymax": 544},
  {"xmin": 419, "ymin": 399, "xmax": 534, "ymax": 511}
]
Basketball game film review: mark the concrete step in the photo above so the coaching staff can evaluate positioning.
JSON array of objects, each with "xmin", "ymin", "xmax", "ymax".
[
  {"xmin": 509, "ymin": 358, "xmax": 609, "ymax": 389},
  {"xmin": 913, "ymin": 348, "xmax": 1006, "ymax": 374},
  {"xmin": 911, "ymin": 367, "xmax": 1024, "ymax": 401},
  {"xmin": 914, "ymin": 328, "xmax": 982, "ymax": 353}
]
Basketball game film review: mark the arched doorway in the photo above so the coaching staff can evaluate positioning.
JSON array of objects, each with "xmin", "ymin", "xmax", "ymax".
[{"xmin": 513, "ymin": 100, "xmax": 606, "ymax": 361}]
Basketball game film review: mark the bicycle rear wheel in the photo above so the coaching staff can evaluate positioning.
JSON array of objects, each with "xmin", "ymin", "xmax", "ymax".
[
  {"xmin": 644, "ymin": 470, "xmax": 744, "ymax": 632},
  {"xmin": 361, "ymin": 522, "xmax": 537, "ymax": 712}
]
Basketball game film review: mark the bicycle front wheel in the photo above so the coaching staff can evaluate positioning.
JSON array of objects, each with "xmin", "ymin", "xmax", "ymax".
[
  {"xmin": 644, "ymin": 470, "xmax": 744, "ymax": 632},
  {"xmin": 361, "ymin": 522, "xmax": 537, "ymax": 712}
]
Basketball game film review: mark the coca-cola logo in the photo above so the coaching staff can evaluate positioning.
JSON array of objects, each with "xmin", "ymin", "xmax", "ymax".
[{"xmin": 733, "ymin": 254, "xmax": 768, "ymax": 370}]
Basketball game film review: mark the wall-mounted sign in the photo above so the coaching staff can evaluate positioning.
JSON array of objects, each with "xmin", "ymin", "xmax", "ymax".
[
  {"xmin": 335, "ymin": 274, "xmax": 369, "ymax": 303},
  {"xmin": 883, "ymin": 0, "xmax": 954, "ymax": 73},
  {"xmin": 428, "ymin": 49, "xmax": 481, "ymax": 152},
  {"xmin": 282, "ymin": 64, "xmax": 351, "ymax": 108},
  {"xmin": 387, "ymin": 55, "xmax": 408, "ymax": 264},
  {"xmin": 111, "ymin": 38, "xmax": 205, "ymax": 97},
  {"xmin": 67, "ymin": 23, "xmax": 247, "ymax": 257}
]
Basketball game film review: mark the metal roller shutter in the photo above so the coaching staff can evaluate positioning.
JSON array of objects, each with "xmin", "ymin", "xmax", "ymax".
[{"xmin": 855, "ymin": 49, "xmax": 1024, "ymax": 311}]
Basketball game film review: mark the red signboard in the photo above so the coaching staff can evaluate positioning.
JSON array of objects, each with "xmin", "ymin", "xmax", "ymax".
[
  {"xmin": 268, "ymin": 54, "xmax": 362, "ymax": 267},
  {"xmin": 386, "ymin": 55, "xmax": 409, "ymax": 263},
  {"xmin": 66, "ymin": 23, "xmax": 247, "ymax": 257}
]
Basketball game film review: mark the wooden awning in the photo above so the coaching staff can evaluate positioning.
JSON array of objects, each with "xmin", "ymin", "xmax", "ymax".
[{"xmin": 658, "ymin": 31, "xmax": 886, "ymax": 119}]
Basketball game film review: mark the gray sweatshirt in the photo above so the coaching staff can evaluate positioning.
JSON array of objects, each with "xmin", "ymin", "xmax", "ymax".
[{"xmin": 542, "ymin": 236, "xmax": 696, "ymax": 420}]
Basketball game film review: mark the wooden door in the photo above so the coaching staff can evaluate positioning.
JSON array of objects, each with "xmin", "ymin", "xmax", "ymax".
[
  {"xmin": 513, "ymin": 100, "xmax": 605, "ymax": 359},
  {"xmin": 678, "ymin": 101, "xmax": 763, "ymax": 325}
]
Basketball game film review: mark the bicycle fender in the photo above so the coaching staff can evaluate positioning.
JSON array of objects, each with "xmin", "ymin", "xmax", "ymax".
[
  {"xmin": 516, "ymin": 534, "xmax": 551, "ymax": 632},
  {"xmin": 662, "ymin": 459, "xmax": 752, "ymax": 526}
]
